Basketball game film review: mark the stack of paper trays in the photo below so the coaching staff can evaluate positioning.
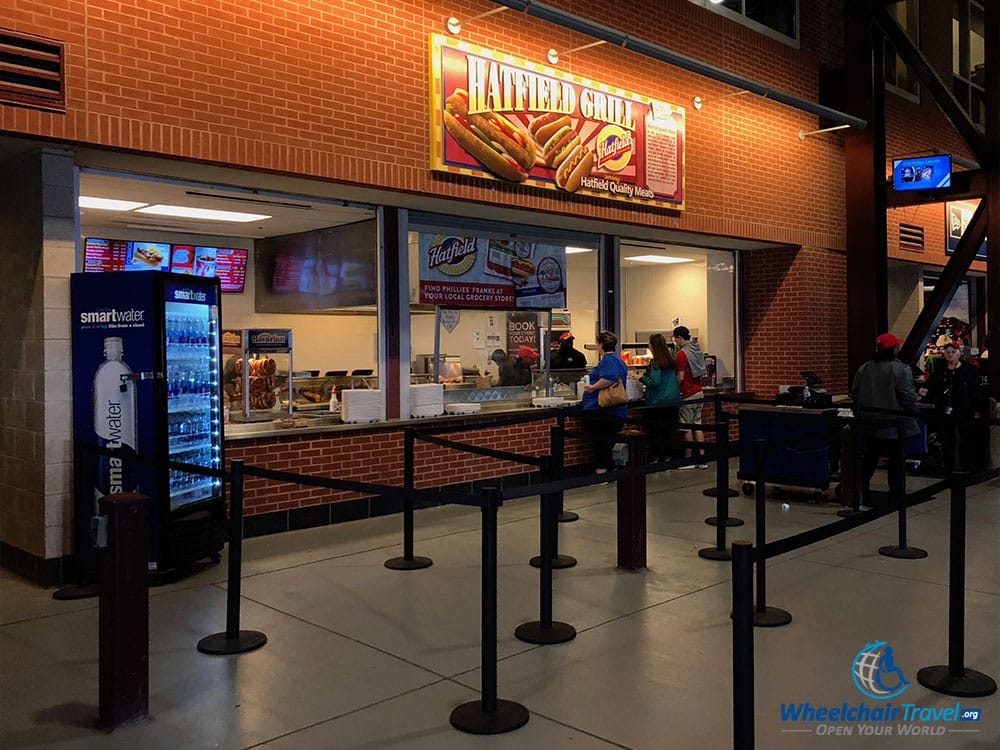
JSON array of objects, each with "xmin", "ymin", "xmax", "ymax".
[
  {"xmin": 341, "ymin": 389, "xmax": 383, "ymax": 423},
  {"xmin": 443, "ymin": 402, "xmax": 481, "ymax": 415},
  {"xmin": 531, "ymin": 396, "xmax": 566, "ymax": 407},
  {"xmin": 409, "ymin": 383, "xmax": 444, "ymax": 418}
]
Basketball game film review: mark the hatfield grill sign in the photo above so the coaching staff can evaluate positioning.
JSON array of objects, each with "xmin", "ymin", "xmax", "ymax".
[{"xmin": 429, "ymin": 34, "xmax": 685, "ymax": 209}]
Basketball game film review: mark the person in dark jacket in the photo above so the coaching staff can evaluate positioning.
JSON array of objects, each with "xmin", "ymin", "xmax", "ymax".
[
  {"xmin": 851, "ymin": 333, "xmax": 919, "ymax": 507},
  {"xmin": 499, "ymin": 345, "xmax": 538, "ymax": 386},
  {"xmin": 550, "ymin": 331, "xmax": 588, "ymax": 369},
  {"xmin": 919, "ymin": 342, "xmax": 986, "ymax": 470}
]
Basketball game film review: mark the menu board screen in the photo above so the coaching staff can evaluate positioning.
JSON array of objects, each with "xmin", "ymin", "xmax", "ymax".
[
  {"xmin": 85, "ymin": 238, "xmax": 248, "ymax": 292},
  {"xmin": 213, "ymin": 247, "xmax": 248, "ymax": 293},
  {"xmin": 84, "ymin": 238, "xmax": 170, "ymax": 272}
]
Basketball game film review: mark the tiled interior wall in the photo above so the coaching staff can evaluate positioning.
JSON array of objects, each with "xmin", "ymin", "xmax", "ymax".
[{"xmin": 0, "ymin": 148, "xmax": 75, "ymax": 562}]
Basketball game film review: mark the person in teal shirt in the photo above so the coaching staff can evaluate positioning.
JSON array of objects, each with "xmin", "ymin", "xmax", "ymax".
[{"xmin": 639, "ymin": 333, "xmax": 681, "ymax": 462}]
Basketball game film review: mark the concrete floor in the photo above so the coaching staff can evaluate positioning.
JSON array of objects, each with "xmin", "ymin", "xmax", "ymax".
[{"xmin": 1, "ymin": 466, "xmax": 997, "ymax": 749}]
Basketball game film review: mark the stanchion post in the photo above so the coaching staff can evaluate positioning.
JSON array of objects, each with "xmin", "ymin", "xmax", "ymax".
[
  {"xmin": 916, "ymin": 472, "xmax": 997, "ymax": 697},
  {"xmin": 705, "ymin": 411, "xmax": 743, "ymax": 527},
  {"xmin": 750, "ymin": 440, "xmax": 791, "ymax": 627},
  {"xmin": 386, "ymin": 427, "xmax": 433, "ymax": 570},
  {"xmin": 531, "ymin": 427, "xmax": 577, "ymax": 569},
  {"xmin": 98, "ymin": 492, "xmax": 150, "ymax": 729},
  {"xmin": 197, "ymin": 461, "xmax": 267, "ymax": 655},
  {"xmin": 879, "ymin": 416, "xmax": 927, "ymax": 559},
  {"xmin": 450, "ymin": 486, "xmax": 530, "ymax": 734},
  {"xmin": 732, "ymin": 540, "xmax": 755, "ymax": 750},
  {"xmin": 837, "ymin": 419, "xmax": 865, "ymax": 517},
  {"xmin": 553, "ymin": 415, "xmax": 578, "ymax": 523},
  {"xmin": 700, "ymin": 413, "xmax": 739, "ymax": 560},
  {"xmin": 515, "ymin": 455, "xmax": 576, "ymax": 645}
]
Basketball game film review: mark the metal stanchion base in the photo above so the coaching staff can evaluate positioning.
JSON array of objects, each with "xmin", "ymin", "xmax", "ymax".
[
  {"xmin": 557, "ymin": 511, "xmax": 579, "ymax": 523},
  {"xmin": 752, "ymin": 607, "xmax": 792, "ymax": 627},
  {"xmin": 384, "ymin": 556, "xmax": 433, "ymax": 570},
  {"xmin": 529, "ymin": 554, "xmax": 577, "ymax": 569},
  {"xmin": 52, "ymin": 583, "xmax": 100, "ymax": 600},
  {"xmin": 836, "ymin": 506, "xmax": 869, "ymax": 518},
  {"xmin": 702, "ymin": 487, "xmax": 739, "ymax": 497},
  {"xmin": 698, "ymin": 546, "xmax": 731, "ymax": 561},
  {"xmin": 514, "ymin": 621, "xmax": 577, "ymax": 644},
  {"xmin": 197, "ymin": 630, "xmax": 267, "ymax": 655},
  {"xmin": 916, "ymin": 665, "xmax": 998, "ymax": 698},
  {"xmin": 878, "ymin": 545, "xmax": 928, "ymax": 559},
  {"xmin": 705, "ymin": 516, "xmax": 744, "ymax": 527},
  {"xmin": 450, "ymin": 698, "xmax": 530, "ymax": 735}
]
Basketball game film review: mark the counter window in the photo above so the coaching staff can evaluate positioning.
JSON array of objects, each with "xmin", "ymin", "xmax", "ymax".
[{"xmin": 619, "ymin": 243, "xmax": 737, "ymax": 389}]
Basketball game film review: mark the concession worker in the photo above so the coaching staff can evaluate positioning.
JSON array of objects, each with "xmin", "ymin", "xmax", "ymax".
[{"xmin": 499, "ymin": 345, "xmax": 539, "ymax": 386}]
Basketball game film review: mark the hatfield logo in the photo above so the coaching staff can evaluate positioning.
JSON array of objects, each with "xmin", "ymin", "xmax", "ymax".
[{"xmin": 852, "ymin": 641, "xmax": 909, "ymax": 700}]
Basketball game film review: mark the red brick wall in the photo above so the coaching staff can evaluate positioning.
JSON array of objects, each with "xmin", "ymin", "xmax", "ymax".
[
  {"xmin": 2, "ymin": 0, "xmax": 848, "ymax": 249},
  {"xmin": 742, "ymin": 245, "xmax": 849, "ymax": 397},
  {"xmin": 225, "ymin": 415, "xmax": 591, "ymax": 515}
]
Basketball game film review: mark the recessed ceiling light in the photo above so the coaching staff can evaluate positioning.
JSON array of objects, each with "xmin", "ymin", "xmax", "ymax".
[
  {"xmin": 565, "ymin": 246, "xmax": 594, "ymax": 254},
  {"xmin": 135, "ymin": 204, "xmax": 271, "ymax": 222},
  {"xmin": 79, "ymin": 196, "xmax": 148, "ymax": 211},
  {"xmin": 624, "ymin": 255, "xmax": 694, "ymax": 264}
]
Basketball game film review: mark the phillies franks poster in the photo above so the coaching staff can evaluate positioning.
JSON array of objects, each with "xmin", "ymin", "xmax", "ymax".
[
  {"xmin": 418, "ymin": 234, "xmax": 566, "ymax": 309},
  {"xmin": 429, "ymin": 34, "xmax": 685, "ymax": 209}
]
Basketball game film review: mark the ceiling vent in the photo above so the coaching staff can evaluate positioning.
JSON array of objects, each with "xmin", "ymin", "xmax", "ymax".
[
  {"xmin": 898, "ymin": 223, "xmax": 924, "ymax": 252},
  {"xmin": 0, "ymin": 28, "xmax": 65, "ymax": 112}
]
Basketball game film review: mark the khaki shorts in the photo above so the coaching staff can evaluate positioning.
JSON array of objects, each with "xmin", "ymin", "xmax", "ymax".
[{"xmin": 678, "ymin": 394, "xmax": 703, "ymax": 428}]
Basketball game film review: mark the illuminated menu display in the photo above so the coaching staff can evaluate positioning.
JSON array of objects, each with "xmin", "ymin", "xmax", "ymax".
[
  {"xmin": 213, "ymin": 247, "xmax": 248, "ymax": 293},
  {"xmin": 83, "ymin": 238, "xmax": 170, "ymax": 272},
  {"xmin": 84, "ymin": 237, "xmax": 248, "ymax": 293}
]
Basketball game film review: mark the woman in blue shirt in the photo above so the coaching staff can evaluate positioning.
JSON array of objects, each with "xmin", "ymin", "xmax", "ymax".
[{"xmin": 581, "ymin": 330, "xmax": 629, "ymax": 474}]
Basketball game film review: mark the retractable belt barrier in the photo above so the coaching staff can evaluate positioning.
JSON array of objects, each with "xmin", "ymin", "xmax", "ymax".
[{"xmin": 729, "ymin": 428, "xmax": 999, "ymax": 749}]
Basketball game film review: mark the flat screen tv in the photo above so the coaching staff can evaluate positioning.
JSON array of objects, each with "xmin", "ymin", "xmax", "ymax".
[
  {"xmin": 84, "ymin": 238, "xmax": 170, "ymax": 272},
  {"xmin": 85, "ymin": 238, "xmax": 248, "ymax": 292},
  {"xmin": 169, "ymin": 244, "xmax": 248, "ymax": 293},
  {"xmin": 891, "ymin": 154, "xmax": 951, "ymax": 191}
]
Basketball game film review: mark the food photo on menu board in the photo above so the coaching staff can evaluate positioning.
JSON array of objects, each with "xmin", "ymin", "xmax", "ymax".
[{"xmin": 123, "ymin": 241, "xmax": 170, "ymax": 271}]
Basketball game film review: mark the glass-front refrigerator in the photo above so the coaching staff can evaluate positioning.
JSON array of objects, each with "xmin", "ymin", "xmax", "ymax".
[{"xmin": 71, "ymin": 270, "xmax": 226, "ymax": 572}]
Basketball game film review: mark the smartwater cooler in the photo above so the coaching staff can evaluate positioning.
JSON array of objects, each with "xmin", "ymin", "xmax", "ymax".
[{"xmin": 71, "ymin": 271, "xmax": 226, "ymax": 573}]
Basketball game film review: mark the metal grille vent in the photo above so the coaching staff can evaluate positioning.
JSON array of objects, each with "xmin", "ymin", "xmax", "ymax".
[
  {"xmin": 0, "ymin": 29, "xmax": 65, "ymax": 112},
  {"xmin": 899, "ymin": 223, "xmax": 924, "ymax": 252}
]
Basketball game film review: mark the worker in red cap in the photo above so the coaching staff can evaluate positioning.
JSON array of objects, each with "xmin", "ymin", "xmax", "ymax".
[
  {"xmin": 551, "ymin": 331, "xmax": 588, "ymax": 369},
  {"xmin": 850, "ymin": 332, "xmax": 919, "ymax": 507},
  {"xmin": 499, "ymin": 344, "xmax": 539, "ymax": 386}
]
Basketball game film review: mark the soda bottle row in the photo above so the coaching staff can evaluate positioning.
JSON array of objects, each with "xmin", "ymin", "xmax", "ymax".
[
  {"xmin": 167, "ymin": 370, "xmax": 218, "ymax": 411},
  {"xmin": 166, "ymin": 314, "xmax": 214, "ymax": 347}
]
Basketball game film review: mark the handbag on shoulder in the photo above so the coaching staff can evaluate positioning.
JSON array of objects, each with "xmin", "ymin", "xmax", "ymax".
[{"xmin": 598, "ymin": 377, "xmax": 628, "ymax": 408}]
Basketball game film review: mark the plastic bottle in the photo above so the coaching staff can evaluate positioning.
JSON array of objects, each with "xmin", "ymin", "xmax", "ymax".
[
  {"xmin": 222, "ymin": 394, "xmax": 230, "ymax": 426},
  {"xmin": 93, "ymin": 336, "xmax": 137, "ymax": 505},
  {"xmin": 329, "ymin": 384, "xmax": 340, "ymax": 413}
]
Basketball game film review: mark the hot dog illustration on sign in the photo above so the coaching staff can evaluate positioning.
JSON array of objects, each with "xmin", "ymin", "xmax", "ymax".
[{"xmin": 443, "ymin": 88, "xmax": 536, "ymax": 182}]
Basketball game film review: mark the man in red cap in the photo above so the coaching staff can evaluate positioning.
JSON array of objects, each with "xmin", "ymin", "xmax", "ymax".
[
  {"xmin": 851, "ymin": 333, "xmax": 919, "ymax": 507},
  {"xmin": 499, "ymin": 345, "xmax": 539, "ymax": 386},
  {"xmin": 551, "ymin": 331, "xmax": 587, "ymax": 369}
]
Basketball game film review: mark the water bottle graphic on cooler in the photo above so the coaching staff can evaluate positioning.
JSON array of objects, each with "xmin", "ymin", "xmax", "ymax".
[{"xmin": 93, "ymin": 336, "xmax": 137, "ymax": 505}]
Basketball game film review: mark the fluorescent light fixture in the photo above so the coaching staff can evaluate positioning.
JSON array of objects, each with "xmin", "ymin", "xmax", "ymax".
[
  {"xmin": 79, "ymin": 196, "xmax": 148, "ymax": 211},
  {"xmin": 624, "ymin": 255, "xmax": 694, "ymax": 264},
  {"xmin": 565, "ymin": 246, "xmax": 594, "ymax": 254},
  {"xmin": 135, "ymin": 204, "xmax": 271, "ymax": 222}
]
